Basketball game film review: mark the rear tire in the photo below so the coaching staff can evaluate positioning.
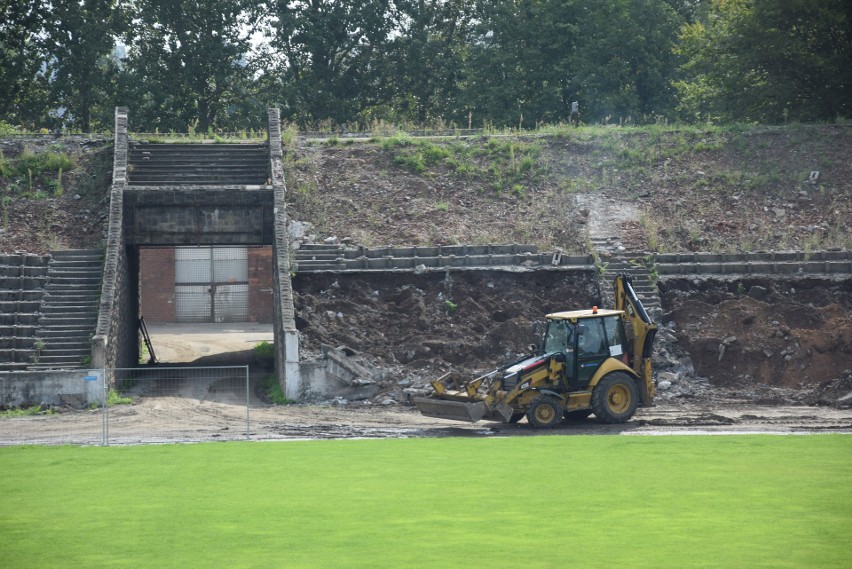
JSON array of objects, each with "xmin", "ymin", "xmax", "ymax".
[
  {"xmin": 591, "ymin": 372, "xmax": 639, "ymax": 424},
  {"xmin": 527, "ymin": 396, "xmax": 563, "ymax": 428}
]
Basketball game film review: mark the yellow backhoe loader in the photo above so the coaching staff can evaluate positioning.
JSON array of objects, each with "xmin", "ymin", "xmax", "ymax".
[{"xmin": 413, "ymin": 274, "xmax": 657, "ymax": 427}]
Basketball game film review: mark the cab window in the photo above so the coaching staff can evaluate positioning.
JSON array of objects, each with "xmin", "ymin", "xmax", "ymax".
[
  {"xmin": 603, "ymin": 315, "xmax": 627, "ymax": 358},
  {"xmin": 578, "ymin": 318, "xmax": 607, "ymax": 357},
  {"xmin": 544, "ymin": 320, "xmax": 574, "ymax": 356}
]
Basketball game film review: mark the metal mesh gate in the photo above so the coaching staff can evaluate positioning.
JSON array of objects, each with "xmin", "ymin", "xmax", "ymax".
[
  {"xmin": 175, "ymin": 247, "xmax": 248, "ymax": 322},
  {"xmin": 0, "ymin": 366, "xmax": 250, "ymax": 446},
  {"xmin": 107, "ymin": 366, "xmax": 250, "ymax": 444}
]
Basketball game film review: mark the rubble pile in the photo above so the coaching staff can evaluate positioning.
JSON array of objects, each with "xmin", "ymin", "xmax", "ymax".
[{"xmin": 659, "ymin": 275, "xmax": 852, "ymax": 407}]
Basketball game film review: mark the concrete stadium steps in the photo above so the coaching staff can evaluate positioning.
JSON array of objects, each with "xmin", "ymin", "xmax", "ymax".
[
  {"xmin": 599, "ymin": 256, "xmax": 662, "ymax": 318},
  {"xmin": 293, "ymin": 243, "xmax": 595, "ymax": 273},
  {"xmin": 127, "ymin": 143, "xmax": 270, "ymax": 186},
  {"xmin": 0, "ymin": 254, "xmax": 49, "ymax": 291},
  {"xmin": 27, "ymin": 249, "xmax": 104, "ymax": 370},
  {"xmin": 0, "ymin": 299, "xmax": 41, "ymax": 313},
  {"xmin": 0, "ymin": 265, "xmax": 49, "ymax": 278},
  {"xmin": 0, "ymin": 290, "xmax": 45, "ymax": 302},
  {"xmin": 0, "ymin": 338, "xmax": 37, "ymax": 365},
  {"xmin": 0, "ymin": 325, "xmax": 38, "ymax": 337},
  {"xmin": 654, "ymin": 250, "xmax": 852, "ymax": 276},
  {"xmin": 0, "ymin": 311, "xmax": 40, "ymax": 325},
  {"xmin": 0, "ymin": 254, "xmax": 49, "ymax": 371}
]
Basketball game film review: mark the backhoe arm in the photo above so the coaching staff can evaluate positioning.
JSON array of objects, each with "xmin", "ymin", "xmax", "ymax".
[{"xmin": 614, "ymin": 274, "xmax": 658, "ymax": 405}]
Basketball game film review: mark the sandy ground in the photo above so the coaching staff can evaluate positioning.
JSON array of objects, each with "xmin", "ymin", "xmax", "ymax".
[{"xmin": 146, "ymin": 323, "xmax": 273, "ymax": 364}]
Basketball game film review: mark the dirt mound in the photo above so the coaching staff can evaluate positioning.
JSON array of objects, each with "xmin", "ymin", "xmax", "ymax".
[
  {"xmin": 287, "ymin": 127, "xmax": 851, "ymax": 254},
  {"xmin": 661, "ymin": 277, "xmax": 852, "ymax": 390},
  {"xmin": 287, "ymin": 139, "xmax": 585, "ymax": 251},
  {"xmin": 2, "ymin": 128, "xmax": 850, "ymax": 410},
  {"xmin": 294, "ymin": 270, "xmax": 600, "ymax": 383},
  {"xmin": 0, "ymin": 136, "xmax": 112, "ymax": 254}
]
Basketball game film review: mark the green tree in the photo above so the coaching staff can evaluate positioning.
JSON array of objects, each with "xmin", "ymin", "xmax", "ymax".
[
  {"xmin": 42, "ymin": 0, "xmax": 124, "ymax": 132},
  {"xmin": 569, "ymin": 0, "xmax": 684, "ymax": 123},
  {"xmin": 463, "ymin": 0, "xmax": 580, "ymax": 127},
  {"xmin": 0, "ymin": 1, "xmax": 51, "ymax": 128},
  {"xmin": 674, "ymin": 0, "xmax": 851, "ymax": 123},
  {"xmin": 265, "ymin": 0, "xmax": 393, "ymax": 125},
  {"xmin": 380, "ymin": 0, "xmax": 474, "ymax": 125},
  {"xmin": 121, "ymin": 0, "xmax": 260, "ymax": 132},
  {"xmin": 460, "ymin": 0, "xmax": 685, "ymax": 127}
]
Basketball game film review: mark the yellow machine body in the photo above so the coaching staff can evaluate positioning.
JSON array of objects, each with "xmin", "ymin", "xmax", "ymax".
[{"xmin": 413, "ymin": 274, "xmax": 658, "ymax": 427}]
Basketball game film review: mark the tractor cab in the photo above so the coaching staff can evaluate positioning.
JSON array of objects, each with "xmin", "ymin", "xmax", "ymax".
[{"xmin": 542, "ymin": 308, "xmax": 630, "ymax": 390}]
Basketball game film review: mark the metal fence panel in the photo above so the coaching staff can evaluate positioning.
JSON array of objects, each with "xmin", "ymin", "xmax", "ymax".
[
  {"xmin": 212, "ymin": 247, "xmax": 248, "ymax": 282},
  {"xmin": 0, "ymin": 366, "xmax": 250, "ymax": 446},
  {"xmin": 107, "ymin": 366, "xmax": 249, "ymax": 445},
  {"xmin": 213, "ymin": 283, "xmax": 248, "ymax": 322},
  {"xmin": 175, "ymin": 284, "xmax": 212, "ymax": 322},
  {"xmin": 175, "ymin": 247, "xmax": 249, "ymax": 323},
  {"xmin": 0, "ymin": 376, "xmax": 107, "ymax": 446}
]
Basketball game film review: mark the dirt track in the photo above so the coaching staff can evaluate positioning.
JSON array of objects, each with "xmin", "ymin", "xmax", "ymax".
[{"xmin": 2, "ymin": 395, "xmax": 850, "ymax": 446}]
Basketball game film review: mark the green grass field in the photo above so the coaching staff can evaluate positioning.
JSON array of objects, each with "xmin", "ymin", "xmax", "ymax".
[{"xmin": 1, "ymin": 435, "xmax": 849, "ymax": 568}]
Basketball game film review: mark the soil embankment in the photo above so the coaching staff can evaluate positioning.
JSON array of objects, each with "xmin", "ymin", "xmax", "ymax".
[{"xmin": 2, "ymin": 126, "xmax": 850, "ymax": 418}]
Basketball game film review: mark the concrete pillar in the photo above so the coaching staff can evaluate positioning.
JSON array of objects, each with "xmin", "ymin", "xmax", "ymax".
[{"xmin": 283, "ymin": 330, "xmax": 301, "ymax": 400}]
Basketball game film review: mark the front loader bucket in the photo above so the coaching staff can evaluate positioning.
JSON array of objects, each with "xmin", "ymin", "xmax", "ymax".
[{"xmin": 413, "ymin": 397, "xmax": 488, "ymax": 423}]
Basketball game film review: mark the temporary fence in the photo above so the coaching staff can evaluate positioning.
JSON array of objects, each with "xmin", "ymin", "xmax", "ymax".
[{"xmin": 0, "ymin": 366, "xmax": 250, "ymax": 446}]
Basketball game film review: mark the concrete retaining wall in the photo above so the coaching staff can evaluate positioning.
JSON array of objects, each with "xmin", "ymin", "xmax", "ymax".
[
  {"xmin": 0, "ymin": 370, "xmax": 102, "ymax": 408},
  {"xmin": 123, "ymin": 188, "xmax": 274, "ymax": 245}
]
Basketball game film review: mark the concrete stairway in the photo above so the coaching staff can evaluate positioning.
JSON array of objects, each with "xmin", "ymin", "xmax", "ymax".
[
  {"xmin": 292, "ymin": 243, "xmax": 592, "ymax": 273},
  {"xmin": 28, "ymin": 249, "xmax": 103, "ymax": 370},
  {"xmin": 127, "ymin": 143, "xmax": 270, "ymax": 186},
  {"xmin": 599, "ymin": 255, "xmax": 662, "ymax": 319},
  {"xmin": 0, "ymin": 255, "xmax": 49, "ymax": 371}
]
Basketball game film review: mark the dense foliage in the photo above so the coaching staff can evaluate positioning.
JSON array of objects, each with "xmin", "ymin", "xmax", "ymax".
[{"xmin": 0, "ymin": 0, "xmax": 848, "ymax": 132}]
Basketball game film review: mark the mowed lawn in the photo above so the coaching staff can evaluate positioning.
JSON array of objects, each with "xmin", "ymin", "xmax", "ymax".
[{"xmin": 1, "ymin": 435, "xmax": 849, "ymax": 569}]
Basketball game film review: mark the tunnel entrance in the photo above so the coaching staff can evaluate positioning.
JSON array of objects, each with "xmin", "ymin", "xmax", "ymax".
[
  {"xmin": 93, "ymin": 108, "xmax": 295, "ymax": 398},
  {"xmin": 138, "ymin": 245, "xmax": 274, "ymax": 366}
]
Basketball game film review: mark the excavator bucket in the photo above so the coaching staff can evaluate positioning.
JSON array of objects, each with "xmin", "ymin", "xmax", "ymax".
[{"xmin": 412, "ymin": 397, "xmax": 489, "ymax": 423}]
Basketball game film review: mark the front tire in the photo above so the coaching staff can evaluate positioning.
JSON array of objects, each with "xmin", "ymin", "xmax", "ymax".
[
  {"xmin": 591, "ymin": 372, "xmax": 639, "ymax": 424},
  {"xmin": 527, "ymin": 396, "xmax": 563, "ymax": 428}
]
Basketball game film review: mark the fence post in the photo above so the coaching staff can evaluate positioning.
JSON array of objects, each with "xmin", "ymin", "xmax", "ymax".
[
  {"xmin": 245, "ymin": 365, "xmax": 250, "ymax": 441},
  {"xmin": 102, "ymin": 368, "xmax": 108, "ymax": 446}
]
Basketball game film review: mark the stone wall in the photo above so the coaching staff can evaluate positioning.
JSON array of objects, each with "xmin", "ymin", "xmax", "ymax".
[
  {"xmin": 268, "ymin": 108, "xmax": 301, "ymax": 399},
  {"xmin": 92, "ymin": 108, "xmax": 138, "ymax": 371}
]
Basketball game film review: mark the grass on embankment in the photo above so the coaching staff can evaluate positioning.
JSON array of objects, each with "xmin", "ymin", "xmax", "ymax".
[{"xmin": 0, "ymin": 435, "xmax": 849, "ymax": 569}]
